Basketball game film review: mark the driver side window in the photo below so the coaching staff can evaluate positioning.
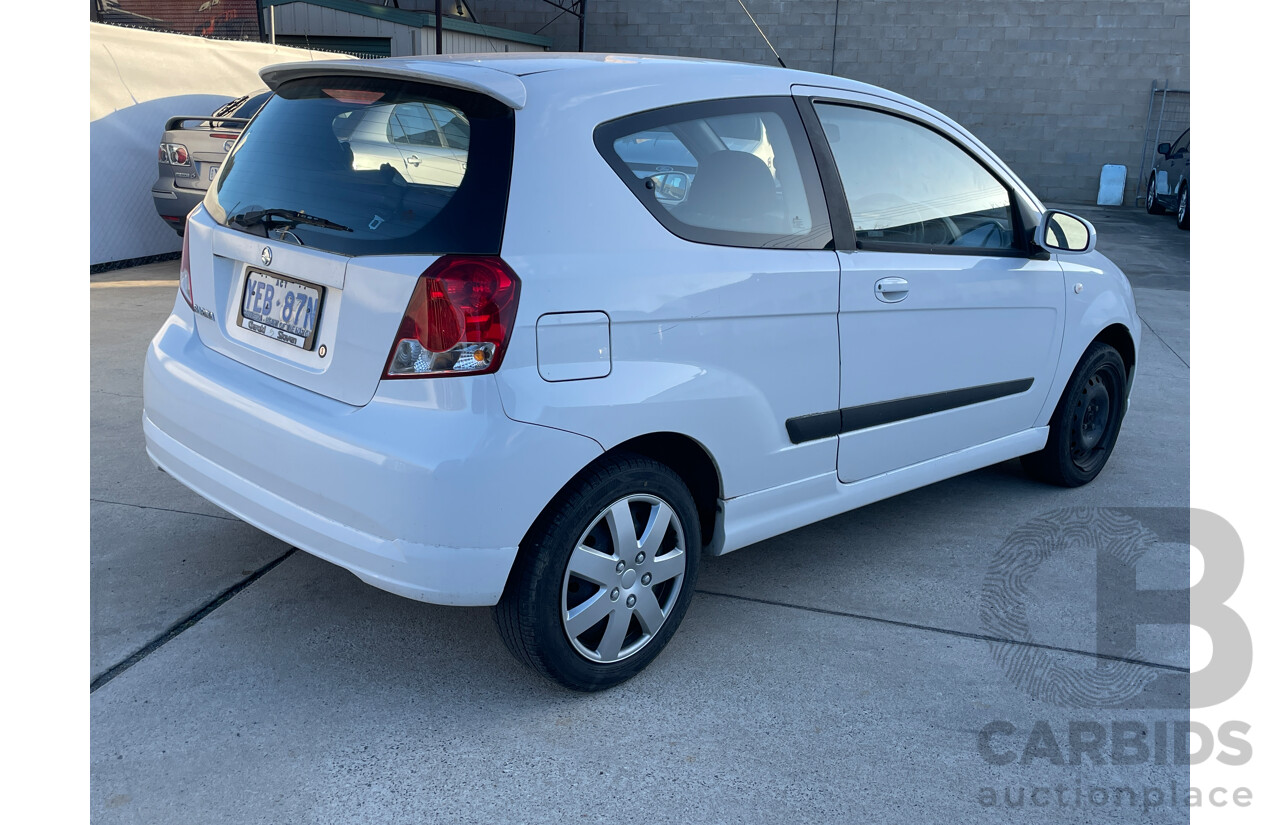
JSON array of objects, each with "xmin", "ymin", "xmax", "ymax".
[{"xmin": 814, "ymin": 103, "xmax": 1017, "ymax": 252}]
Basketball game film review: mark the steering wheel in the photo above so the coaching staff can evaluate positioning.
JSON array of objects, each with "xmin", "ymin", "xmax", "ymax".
[
  {"xmin": 920, "ymin": 214, "xmax": 963, "ymax": 245},
  {"xmin": 850, "ymin": 193, "xmax": 962, "ymax": 245}
]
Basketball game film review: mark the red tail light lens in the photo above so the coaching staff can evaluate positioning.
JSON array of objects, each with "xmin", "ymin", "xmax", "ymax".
[
  {"xmin": 160, "ymin": 143, "xmax": 191, "ymax": 165},
  {"xmin": 384, "ymin": 256, "xmax": 520, "ymax": 378},
  {"xmin": 178, "ymin": 221, "xmax": 194, "ymax": 309}
]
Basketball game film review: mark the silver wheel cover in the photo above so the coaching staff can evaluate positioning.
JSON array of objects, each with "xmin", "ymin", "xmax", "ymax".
[{"xmin": 560, "ymin": 494, "xmax": 687, "ymax": 663}]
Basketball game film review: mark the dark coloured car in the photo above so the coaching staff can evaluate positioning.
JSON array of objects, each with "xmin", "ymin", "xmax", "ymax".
[
  {"xmin": 1145, "ymin": 127, "xmax": 1189, "ymax": 230},
  {"xmin": 151, "ymin": 90, "xmax": 272, "ymax": 235}
]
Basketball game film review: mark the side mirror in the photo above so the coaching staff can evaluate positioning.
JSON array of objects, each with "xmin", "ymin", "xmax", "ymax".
[
  {"xmin": 648, "ymin": 171, "xmax": 689, "ymax": 204},
  {"xmin": 1035, "ymin": 209, "xmax": 1096, "ymax": 255},
  {"xmin": 1157, "ymin": 142, "xmax": 1171, "ymax": 157}
]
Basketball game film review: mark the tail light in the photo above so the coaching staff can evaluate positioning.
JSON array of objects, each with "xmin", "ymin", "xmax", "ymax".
[
  {"xmin": 178, "ymin": 221, "xmax": 194, "ymax": 309},
  {"xmin": 384, "ymin": 256, "xmax": 520, "ymax": 379},
  {"xmin": 160, "ymin": 143, "xmax": 190, "ymax": 165}
]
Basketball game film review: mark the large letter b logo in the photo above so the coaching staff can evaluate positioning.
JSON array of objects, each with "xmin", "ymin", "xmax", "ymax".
[{"xmin": 982, "ymin": 508, "xmax": 1250, "ymax": 709}]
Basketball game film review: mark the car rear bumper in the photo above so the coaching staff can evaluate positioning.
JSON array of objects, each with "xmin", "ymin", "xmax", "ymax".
[
  {"xmin": 151, "ymin": 184, "xmax": 205, "ymax": 231},
  {"xmin": 142, "ymin": 301, "xmax": 603, "ymax": 606}
]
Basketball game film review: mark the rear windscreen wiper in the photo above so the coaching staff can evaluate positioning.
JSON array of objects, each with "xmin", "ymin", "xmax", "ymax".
[{"xmin": 229, "ymin": 208, "xmax": 352, "ymax": 233}]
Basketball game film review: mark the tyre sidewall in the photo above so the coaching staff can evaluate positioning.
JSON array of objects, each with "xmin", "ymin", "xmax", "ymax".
[
  {"xmin": 1042, "ymin": 344, "xmax": 1128, "ymax": 486},
  {"xmin": 507, "ymin": 458, "xmax": 701, "ymax": 691},
  {"xmin": 1146, "ymin": 175, "xmax": 1165, "ymax": 214}
]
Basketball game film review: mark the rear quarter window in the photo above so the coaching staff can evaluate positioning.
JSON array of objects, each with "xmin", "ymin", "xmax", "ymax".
[
  {"xmin": 594, "ymin": 97, "xmax": 832, "ymax": 250},
  {"xmin": 205, "ymin": 76, "xmax": 513, "ymax": 257}
]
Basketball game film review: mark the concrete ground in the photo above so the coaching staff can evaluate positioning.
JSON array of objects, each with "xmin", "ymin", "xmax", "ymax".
[{"xmin": 91, "ymin": 207, "xmax": 1191, "ymax": 823}]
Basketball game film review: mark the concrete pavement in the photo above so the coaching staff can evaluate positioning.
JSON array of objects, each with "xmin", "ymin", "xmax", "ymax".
[{"xmin": 90, "ymin": 208, "xmax": 1192, "ymax": 823}]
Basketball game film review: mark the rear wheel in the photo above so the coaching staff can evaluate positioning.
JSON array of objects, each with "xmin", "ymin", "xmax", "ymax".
[
  {"xmin": 1022, "ymin": 342, "xmax": 1128, "ymax": 487},
  {"xmin": 1176, "ymin": 185, "xmax": 1190, "ymax": 230},
  {"xmin": 493, "ymin": 454, "xmax": 700, "ymax": 691},
  {"xmin": 1145, "ymin": 174, "xmax": 1166, "ymax": 214}
]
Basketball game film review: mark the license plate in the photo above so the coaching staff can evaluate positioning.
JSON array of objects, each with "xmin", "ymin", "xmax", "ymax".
[{"xmin": 238, "ymin": 269, "xmax": 323, "ymax": 350}]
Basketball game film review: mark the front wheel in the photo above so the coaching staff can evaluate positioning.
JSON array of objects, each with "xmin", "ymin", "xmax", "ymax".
[
  {"xmin": 1145, "ymin": 174, "xmax": 1166, "ymax": 214},
  {"xmin": 1176, "ymin": 185, "xmax": 1190, "ymax": 230},
  {"xmin": 493, "ymin": 454, "xmax": 700, "ymax": 691},
  {"xmin": 1022, "ymin": 342, "xmax": 1128, "ymax": 487}
]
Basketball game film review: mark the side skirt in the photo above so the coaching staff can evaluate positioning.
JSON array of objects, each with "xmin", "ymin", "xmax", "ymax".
[{"xmin": 711, "ymin": 427, "xmax": 1049, "ymax": 556}]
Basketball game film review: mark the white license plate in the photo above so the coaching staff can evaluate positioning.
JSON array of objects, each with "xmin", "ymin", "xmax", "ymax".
[{"xmin": 238, "ymin": 269, "xmax": 323, "ymax": 350}]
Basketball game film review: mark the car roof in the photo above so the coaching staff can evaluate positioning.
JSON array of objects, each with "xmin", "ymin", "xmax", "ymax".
[{"xmin": 261, "ymin": 52, "xmax": 915, "ymax": 111}]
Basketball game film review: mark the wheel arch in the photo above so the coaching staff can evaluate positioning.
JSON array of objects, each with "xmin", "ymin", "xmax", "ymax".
[
  {"xmin": 1036, "ymin": 316, "xmax": 1139, "ymax": 428},
  {"xmin": 1094, "ymin": 322, "xmax": 1136, "ymax": 379},
  {"xmin": 518, "ymin": 431, "xmax": 724, "ymax": 555}
]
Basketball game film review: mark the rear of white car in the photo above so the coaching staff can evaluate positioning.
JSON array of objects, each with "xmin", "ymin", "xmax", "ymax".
[{"xmin": 143, "ymin": 68, "xmax": 603, "ymax": 605}]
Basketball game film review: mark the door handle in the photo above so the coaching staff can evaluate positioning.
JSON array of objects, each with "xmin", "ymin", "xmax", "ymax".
[
  {"xmin": 874, "ymin": 277, "xmax": 910, "ymax": 303},
  {"xmin": 406, "ymin": 154, "xmax": 421, "ymax": 166}
]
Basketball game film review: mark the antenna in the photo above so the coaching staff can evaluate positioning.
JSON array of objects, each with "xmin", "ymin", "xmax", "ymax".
[{"xmin": 736, "ymin": 0, "xmax": 787, "ymax": 68}]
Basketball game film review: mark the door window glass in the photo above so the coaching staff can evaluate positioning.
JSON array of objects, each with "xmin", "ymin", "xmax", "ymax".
[{"xmin": 814, "ymin": 103, "xmax": 1017, "ymax": 251}]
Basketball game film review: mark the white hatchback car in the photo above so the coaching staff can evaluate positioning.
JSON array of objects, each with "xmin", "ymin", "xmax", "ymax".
[{"xmin": 144, "ymin": 54, "xmax": 1139, "ymax": 690}]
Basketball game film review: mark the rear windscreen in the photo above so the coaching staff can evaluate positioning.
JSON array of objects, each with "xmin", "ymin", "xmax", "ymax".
[{"xmin": 205, "ymin": 76, "xmax": 513, "ymax": 257}]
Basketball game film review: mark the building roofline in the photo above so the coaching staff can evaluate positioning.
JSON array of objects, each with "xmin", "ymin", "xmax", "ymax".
[{"xmin": 260, "ymin": 0, "xmax": 554, "ymax": 48}]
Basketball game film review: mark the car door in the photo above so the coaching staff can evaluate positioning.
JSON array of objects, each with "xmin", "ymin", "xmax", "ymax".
[
  {"xmin": 339, "ymin": 105, "xmax": 406, "ymax": 176},
  {"xmin": 387, "ymin": 101, "xmax": 468, "ymax": 187},
  {"xmin": 793, "ymin": 88, "xmax": 1066, "ymax": 483}
]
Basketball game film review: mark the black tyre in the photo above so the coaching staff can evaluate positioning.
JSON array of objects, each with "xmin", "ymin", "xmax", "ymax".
[
  {"xmin": 1022, "ymin": 343, "xmax": 1128, "ymax": 487},
  {"xmin": 1176, "ymin": 185, "xmax": 1190, "ymax": 230},
  {"xmin": 493, "ymin": 453, "xmax": 700, "ymax": 691},
  {"xmin": 1145, "ymin": 174, "xmax": 1166, "ymax": 214}
]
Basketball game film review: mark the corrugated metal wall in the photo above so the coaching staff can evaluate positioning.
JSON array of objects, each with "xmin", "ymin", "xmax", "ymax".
[
  {"xmin": 268, "ymin": 3, "xmax": 545, "ymax": 56},
  {"xmin": 437, "ymin": 28, "xmax": 544, "ymax": 54},
  {"xmin": 270, "ymin": 3, "xmax": 418, "ymax": 54}
]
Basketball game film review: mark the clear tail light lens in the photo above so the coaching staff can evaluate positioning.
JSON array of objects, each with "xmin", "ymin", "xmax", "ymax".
[
  {"xmin": 178, "ymin": 221, "xmax": 194, "ymax": 309},
  {"xmin": 160, "ymin": 143, "xmax": 190, "ymax": 165},
  {"xmin": 384, "ymin": 256, "xmax": 520, "ymax": 379}
]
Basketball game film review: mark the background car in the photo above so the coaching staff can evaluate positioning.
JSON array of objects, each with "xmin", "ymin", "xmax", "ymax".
[
  {"xmin": 333, "ymin": 99, "xmax": 470, "ymax": 187},
  {"xmin": 151, "ymin": 89, "xmax": 272, "ymax": 235},
  {"xmin": 1145, "ymin": 127, "xmax": 1189, "ymax": 230}
]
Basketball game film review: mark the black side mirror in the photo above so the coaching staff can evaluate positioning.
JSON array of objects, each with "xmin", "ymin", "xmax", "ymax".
[{"xmin": 1157, "ymin": 142, "xmax": 1171, "ymax": 157}]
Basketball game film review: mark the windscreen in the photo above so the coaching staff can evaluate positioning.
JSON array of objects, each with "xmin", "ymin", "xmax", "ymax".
[{"xmin": 205, "ymin": 75, "xmax": 514, "ymax": 257}]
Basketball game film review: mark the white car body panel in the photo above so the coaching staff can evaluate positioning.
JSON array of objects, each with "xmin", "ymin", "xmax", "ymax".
[
  {"xmin": 834, "ymin": 248, "xmax": 1065, "ymax": 483},
  {"xmin": 143, "ymin": 54, "xmax": 1141, "ymax": 606},
  {"xmin": 144, "ymin": 297, "xmax": 603, "ymax": 604}
]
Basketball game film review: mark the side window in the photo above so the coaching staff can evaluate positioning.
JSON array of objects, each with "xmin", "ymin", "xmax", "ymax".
[
  {"xmin": 1171, "ymin": 130, "xmax": 1189, "ymax": 156},
  {"xmin": 388, "ymin": 102, "xmax": 435, "ymax": 146},
  {"xmin": 427, "ymin": 104, "xmax": 470, "ymax": 150},
  {"xmin": 596, "ymin": 98, "xmax": 832, "ymax": 250},
  {"xmin": 814, "ymin": 103, "xmax": 1018, "ymax": 252}
]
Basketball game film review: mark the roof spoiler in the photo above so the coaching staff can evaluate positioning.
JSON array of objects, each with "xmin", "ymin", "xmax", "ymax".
[
  {"xmin": 259, "ymin": 59, "xmax": 527, "ymax": 110},
  {"xmin": 164, "ymin": 115, "xmax": 252, "ymax": 132}
]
